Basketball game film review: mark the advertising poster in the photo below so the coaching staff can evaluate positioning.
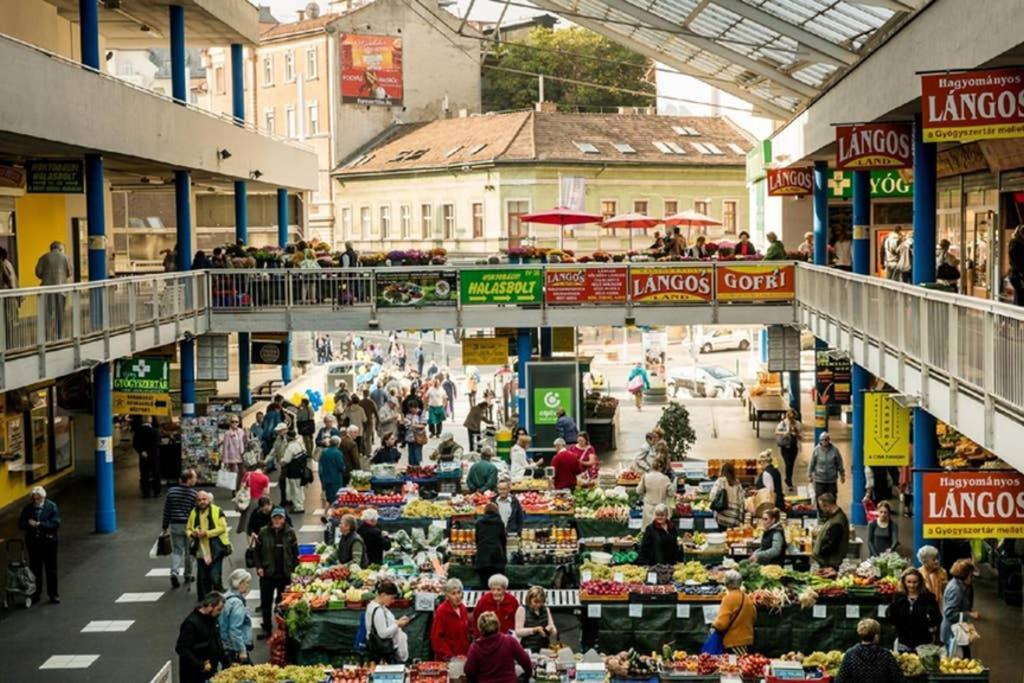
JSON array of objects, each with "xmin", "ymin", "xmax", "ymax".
[
  {"xmin": 551, "ymin": 327, "xmax": 576, "ymax": 354},
  {"xmin": 375, "ymin": 271, "xmax": 457, "ymax": 307},
  {"xmin": 716, "ymin": 264, "xmax": 795, "ymax": 302},
  {"xmin": 26, "ymin": 159, "xmax": 84, "ymax": 193},
  {"xmin": 113, "ymin": 357, "xmax": 171, "ymax": 416},
  {"xmin": 815, "ymin": 351, "xmax": 851, "ymax": 405},
  {"xmin": 545, "ymin": 267, "xmax": 627, "ymax": 304},
  {"xmin": 835, "ymin": 123, "xmax": 913, "ymax": 169},
  {"xmin": 251, "ymin": 340, "xmax": 288, "ymax": 365},
  {"xmin": 922, "ymin": 471, "xmax": 1024, "ymax": 538},
  {"xmin": 629, "ymin": 266, "xmax": 713, "ymax": 303},
  {"xmin": 767, "ymin": 167, "xmax": 813, "ymax": 196},
  {"xmin": 533, "ymin": 387, "xmax": 573, "ymax": 425},
  {"xmin": 462, "ymin": 338, "xmax": 509, "ymax": 366},
  {"xmin": 459, "ymin": 268, "xmax": 543, "ymax": 305},
  {"xmin": 525, "ymin": 361, "xmax": 579, "ymax": 452},
  {"xmin": 864, "ymin": 392, "xmax": 910, "ymax": 466},
  {"xmin": 921, "ymin": 68, "xmax": 1024, "ymax": 142},
  {"xmin": 340, "ymin": 34, "xmax": 403, "ymax": 106}
]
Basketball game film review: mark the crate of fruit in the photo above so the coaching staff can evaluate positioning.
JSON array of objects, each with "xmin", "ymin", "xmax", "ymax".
[{"xmin": 927, "ymin": 674, "xmax": 988, "ymax": 682}]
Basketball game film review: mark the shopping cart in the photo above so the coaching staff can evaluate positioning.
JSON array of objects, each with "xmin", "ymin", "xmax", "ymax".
[{"xmin": 2, "ymin": 539, "xmax": 36, "ymax": 609}]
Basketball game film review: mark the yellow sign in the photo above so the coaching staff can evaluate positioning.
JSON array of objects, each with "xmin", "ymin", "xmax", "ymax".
[
  {"xmin": 462, "ymin": 337, "xmax": 509, "ymax": 367},
  {"xmin": 864, "ymin": 392, "xmax": 910, "ymax": 466},
  {"xmin": 113, "ymin": 391, "xmax": 172, "ymax": 417},
  {"xmin": 552, "ymin": 327, "xmax": 575, "ymax": 354}
]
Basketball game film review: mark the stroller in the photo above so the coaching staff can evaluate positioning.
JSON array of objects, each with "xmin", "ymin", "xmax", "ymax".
[{"xmin": 3, "ymin": 539, "xmax": 36, "ymax": 608}]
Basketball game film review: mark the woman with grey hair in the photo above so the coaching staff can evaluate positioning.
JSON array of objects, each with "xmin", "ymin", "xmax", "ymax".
[
  {"xmin": 638, "ymin": 503, "xmax": 679, "ymax": 566},
  {"xmin": 430, "ymin": 578, "xmax": 471, "ymax": 660},
  {"xmin": 318, "ymin": 434, "xmax": 346, "ymax": 505},
  {"xmin": 337, "ymin": 513, "xmax": 367, "ymax": 567},
  {"xmin": 711, "ymin": 569, "xmax": 756, "ymax": 654},
  {"xmin": 471, "ymin": 572, "xmax": 520, "ymax": 636},
  {"xmin": 219, "ymin": 569, "xmax": 253, "ymax": 663},
  {"xmin": 917, "ymin": 545, "xmax": 949, "ymax": 608}
]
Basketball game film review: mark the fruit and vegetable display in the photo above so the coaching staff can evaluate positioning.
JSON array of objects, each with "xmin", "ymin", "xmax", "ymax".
[
  {"xmin": 897, "ymin": 652, "xmax": 925, "ymax": 677},
  {"xmin": 212, "ymin": 664, "xmax": 374, "ymax": 683},
  {"xmin": 605, "ymin": 649, "xmax": 658, "ymax": 678},
  {"xmin": 939, "ymin": 657, "xmax": 985, "ymax": 674}
]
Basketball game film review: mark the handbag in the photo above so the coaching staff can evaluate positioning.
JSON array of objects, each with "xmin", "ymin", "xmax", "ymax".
[
  {"xmin": 233, "ymin": 483, "xmax": 251, "ymax": 512},
  {"xmin": 776, "ymin": 433, "xmax": 793, "ymax": 448},
  {"xmin": 365, "ymin": 605, "xmax": 398, "ymax": 663},
  {"xmin": 701, "ymin": 594, "xmax": 746, "ymax": 655},
  {"xmin": 297, "ymin": 419, "xmax": 316, "ymax": 436},
  {"xmin": 301, "ymin": 465, "xmax": 315, "ymax": 486},
  {"xmin": 627, "ymin": 374, "xmax": 645, "ymax": 393},
  {"xmin": 414, "ymin": 428, "xmax": 428, "ymax": 446},
  {"xmin": 156, "ymin": 532, "xmax": 172, "ymax": 557},
  {"xmin": 710, "ymin": 484, "xmax": 729, "ymax": 513},
  {"xmin": 211, "ymin": 534, "xmax": 232, "ymax": 559},
  {"xmin": 216, "ymin": 468, "xmax": 238, "ymax": 491},
  {"xmin": 244, "ymin": 538, "xmax": 258, "ymax": 568}
]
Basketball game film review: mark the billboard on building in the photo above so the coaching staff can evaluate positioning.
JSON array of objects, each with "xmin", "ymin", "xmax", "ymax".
[
  {"xmin": 629, "ymin": 266, "xmax": 713, "ymax": 303},
  {"xmin": 922, "ymin": 471, "xmax": 1024, "ymax": 538},
  {"xmin": 767, "ymin": 167, "xmax": 813, "ymax": 196},
  {"xmin": 113, "ymin": 357, "xmax": 171, "ymax": 416},
  {"xmin": 921, "ymin": 68, "xmax": 1024, "ymax": 143},
  {"xmin": 545, "ymin": 267, "xmax": 627, "ymax": 304},
  {"xmin": 716, "ymin": 264, "xmax": 795, "ymax": 302},
  {"xmin": 835, "ymin": 123, "xmax": 913, "ymax": 170},
  {"xmin": 340, "ymin": 34, "xmax": 403, "ymax": 106}
]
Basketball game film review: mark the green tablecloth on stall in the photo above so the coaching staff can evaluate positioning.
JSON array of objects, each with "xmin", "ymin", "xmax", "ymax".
[
  {"xmin": 447, "ymin": 563, "xmax": 568, "ymax": 589},
  {"xmin": 292, "ymin": 607, "xmax": 432, "ymax": 666},
  {"xmin": 378, "ymin": 518, "xmax": 434, "ymax": 533},
  {"xmin": 576, "ymin": 519, "xmax": 632, "ymax": 538}
]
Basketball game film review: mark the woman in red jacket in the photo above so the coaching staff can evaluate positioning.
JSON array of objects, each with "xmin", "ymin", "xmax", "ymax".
[
  {"xmin": 471, "ymin": 573, "xmax": 519, "ymax": 636},
  {"xmin": 464, "ymin": 611, "xmax": 532, "ymax": 683},
  {"xmin": 430, "ymin": 578, "xmax": 472, "ymax": 660}
]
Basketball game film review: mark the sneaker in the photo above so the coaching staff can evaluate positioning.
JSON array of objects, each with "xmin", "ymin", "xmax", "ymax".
[{"xmin": 171, "ymin": 575, "xmax": 181, "ymax": 589}]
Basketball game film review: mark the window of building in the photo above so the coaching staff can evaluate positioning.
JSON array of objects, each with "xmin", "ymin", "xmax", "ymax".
[
  {"xmin": 307, "ymin": 100, "xmax": 319, "ymax": 136},
  {"xmin": 284, "ymin": 51, "xmax": 295, "ymax": 82},
  {"xmin": 722, "ymin": 200, "xmax": 737, "ymax": 233},
  {"xmin": 214, "ymin": 67, "xmax": 225, "ymax": 94},
  {"xmin": 633, "ymin": 200, "xmax": 650, "ymax": 235},
  {"xmin": 573, "ymin": 141, "xmax": 600, "ymax": 154},
  {"xmin": 691, "ymin": 142, "xmax": 712, "ymax": 154},
  {"xmin": 666, "ymin": 141, "xmax": 687, "ymax": 155},
  {"xmin": 694, "ymin": 200, "xmax": 709, "ymax": 215},
  {"xmin": 341, "ymin": 207, "xmax": 353, "ymax": 238},
  {"xmin": 420, "ymin": 204, "xmax": 433, "ymax": 239},
  {"xmin": 703, "ymin": 142, "xmax": 724, "ymax": 155},
  {"xmin": 506, "ymin": 200, "xmax": 530, "ymax": 248},
  {"xmin": 445, "ymin": 145, "xmax": 463, "ymax": 157},
  {"xmin": 262, "ymin": 55, "xmax": 273, "ymax": 85},
  {"xmin": 286, "ymin": 107, "xmax": 297, "ymax": 138},
  {"xmin": 601, "ymin": 199, "xmax": 617, "ymax": 233},
  {"xmin": 263, "ymin": 108, "xmax": 275, "ymax": 135},
  {"xmin": 727, "ymin": 143, "xmax": 746, "ymax": 155},
  {"xmin": 468, "ymin": 143, "xmax": 488, "ymax": 155},
  {"xmin": 359, "ymin": 206, "xmax": 371, "ymax": 239},
  {"xmin": 306, "ymin": 46, "xmax": 318, "ymax": 79},
  {"xmin": 664, "ymin": 200, "xmax": 679, "ymax": 216},
  {"xmin": 472, "ymin": 202, "xmax": 484, "ymax": 238},
  {"xmin": 400, "ymin": 204, "xmax": 411, "ymax": 238},
  {"xmin": 613, "ymin": 142, "xmax": 636, "ymax": 154},
  {"xmin": 442, "ymin": 204, "xmax": 455, "ymax": 239},
  {"xmin": 653, "ymin": 141, "xmax": 672, "ymax": 154},
  {"xmin": 380, "ymin": 205, "xmax": 391, "ymax": 239}
]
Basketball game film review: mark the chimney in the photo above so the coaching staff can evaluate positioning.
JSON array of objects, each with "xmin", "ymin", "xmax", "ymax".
[
  {"xmin": 297, "ymin": 9, "xmax": 305, "ymax": 20},
  {"xmin": 459, "ymin": 108, "xmax": 469, "ymax": 118},
  {"xmin": 535, "ymin": 101, "xmax": 557, "ymax": 113}
]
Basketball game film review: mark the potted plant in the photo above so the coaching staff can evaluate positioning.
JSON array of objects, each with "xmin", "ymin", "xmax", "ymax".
[{"xmin": 592, "ymin": 250, "xmax": 611, "ymax": 263}]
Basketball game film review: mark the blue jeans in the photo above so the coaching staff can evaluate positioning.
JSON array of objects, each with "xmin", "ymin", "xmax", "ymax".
[{"xmin": 407, "ymin": 442, "xmax": 422, "ymax": 467}]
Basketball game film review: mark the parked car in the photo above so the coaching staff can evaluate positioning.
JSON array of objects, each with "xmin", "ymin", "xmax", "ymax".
[
  {"xmin": 667, "ymin": 365, "xmax": 745, "ymax": 399},
  {"xmin": 696, "ymin": 329, "xmax": 751, "ymax": 353}
]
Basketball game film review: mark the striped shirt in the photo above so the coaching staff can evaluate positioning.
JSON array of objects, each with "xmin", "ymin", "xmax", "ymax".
[{"xmin": 162, "ymin": 485, "xmax": 198, "ymax": 528}]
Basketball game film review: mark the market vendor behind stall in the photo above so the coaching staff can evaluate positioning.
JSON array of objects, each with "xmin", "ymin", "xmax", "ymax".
[
  {"xmin": 638, "ymin": 504, "xmax": 679, "ymax": 566},
  {"xmin": 471, "ymin": 573, "xmax": 519, "ymax": 636}
]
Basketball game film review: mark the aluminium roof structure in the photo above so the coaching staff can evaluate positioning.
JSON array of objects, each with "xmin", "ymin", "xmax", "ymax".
[{"xmin": 525, "ymin": 0, "xmax": 924, "ymax": 120}]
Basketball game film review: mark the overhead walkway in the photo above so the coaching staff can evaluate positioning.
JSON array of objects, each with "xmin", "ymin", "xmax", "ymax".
[{"xmin": 1, "ymin": 263, "xmax": 1022, "ymax": 471}]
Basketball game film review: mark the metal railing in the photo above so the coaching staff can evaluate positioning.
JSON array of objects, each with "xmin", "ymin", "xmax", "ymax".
[
  {"xmin": 0, "ymin": 272, "xmax": 207, "ymax": 360},
  {"xmin": 796, "ymin": 264, "xmax": 1024, "ymax": 412}
]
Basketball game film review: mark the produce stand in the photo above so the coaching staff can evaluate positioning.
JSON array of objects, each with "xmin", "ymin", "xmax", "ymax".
[
  {"xmin": 447, "ymin": 562, "xmax": 568, "ymax": 589},
  {"xmin": 291, "ymin": 607, "xmax": 432, "ymax": 666}
]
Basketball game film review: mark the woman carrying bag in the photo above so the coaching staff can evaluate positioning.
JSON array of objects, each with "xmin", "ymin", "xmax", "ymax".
[
  {"xmin": 709, "ymin": 462, "xmax": 746, "ymax": 529},
  {"xmin": 774, "ymin": 409, "xmax": 801, "ymax": 490},
  {"xmin": 704, "ymin": 569, "xmax": 755, "ymax": 655}
]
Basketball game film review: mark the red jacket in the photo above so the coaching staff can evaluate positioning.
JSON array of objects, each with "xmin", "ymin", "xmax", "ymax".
[
  {"xmin": 430, "ymin": 599, "xmax": 471, "ymax": 660},
  {"xmin": 471, "ymin": 591, "xmax": 519, "ymax": 637},
  {"xmin": 551, "ymin": 449, "xmax": 581, "ymax": 490},
  {"xmin": 464, "ymin": 633, "xmax": 533, "ymax": 683}
]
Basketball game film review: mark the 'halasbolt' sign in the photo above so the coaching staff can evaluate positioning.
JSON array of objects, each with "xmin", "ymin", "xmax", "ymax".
[{"xmin": 834, "ymin": 123, "xmax": 913, "ymax": 170}]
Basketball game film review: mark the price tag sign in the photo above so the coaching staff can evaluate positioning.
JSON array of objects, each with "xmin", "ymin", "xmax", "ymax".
[
  {"xmin": 803, "ymin": 518, "xmax": 817, "ymax": 530},
  {"xmin": 798, "ymin": 485, "xmax": 811, "ymax": 497},
  {"xmin": 728, "ymin": 655, "xmax": 738, "ymax": 666},
  {"xmin": 722, "ymin": 676, "xmax": 743, "ymax": 683},
  {"xmin": 614, "ymin": 572, "xmax": 624, "ymax": 583},
  {"xmin": 705, "ymin": 519, "xmax": 719, "ymax": 530},
  {"xmin": 629, "ymin": 603, "xmax": 643, "ymax": 618},
  {"xmin": 587, "ymin": 604, "xmax": 601, "ymax": 618},
  {"xmin": 677, "ymin": 604, "xmax": 691, "ymax": 618},
  {"xmin": 415, "ymin": 592, "xmax": 437, "ymax": 612},
  {"xmin": 581, "ymin": 570, "xmax": 592, "ymax": 583},
  {"xmin": 877, "ymin": 604, "xmax": 888, "ymax": 618},
  {"xmin": 679, "ymin": 518, "xmax": 695, "ymax": 530},
  {"xmin": 647, "ymin": 572, "xmax": 658, "ymax": 584},
  {"xmin": 702, "ymin": 605, "xmax": 719, "ymax": 624},
  {"xmin": 628, "ymin": 517, "xmax": 642, "ymax": 529},
  {"xmin": 431, "ymin": 520, "xmax": 447, "ymax": 530},
  {"xmin": 846, "ymin": 604, "xmax": 860, "ymax": 619},
  {"xmin": 812, "ymin": 605, "xmax": 827, "ymax": 619}
]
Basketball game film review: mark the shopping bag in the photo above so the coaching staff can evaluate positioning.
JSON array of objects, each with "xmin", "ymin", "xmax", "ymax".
[
  {"xmin": 701, "ymin": 629, "xmax": 726, "ymax": 655},
  {"xmin": 156, "ymin": 532, "xmax": 172, "ymax": 557},
  {"xmin": 216, "ymin": 468, "xmax": 238, "ymax": 491},
  {"xmin": 233, "ymin": 484, "xmax": 251, "ymax": 511}
]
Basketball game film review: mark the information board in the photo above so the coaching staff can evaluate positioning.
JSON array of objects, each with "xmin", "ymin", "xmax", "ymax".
[
  {"xmin": 113, "ymin": 357, "xmax": 171, "ymax": 416},
  {"xmin": 27, "ymin": 159, "xmax": 84, "ymax": 193},
  {"xmin": 766, "ymin": 325, "xmax": 802, "ymax": 373},
  {"xmin": 815, "ymin": 350, "xmax": 851, "ymax": 405},
  {"xmin": 459, "ymin": 268, "xmax": 543, "ymax": 305},
  {"xmin": 864, "ymin": 392, "xmax": 910, "ymax": 466}
]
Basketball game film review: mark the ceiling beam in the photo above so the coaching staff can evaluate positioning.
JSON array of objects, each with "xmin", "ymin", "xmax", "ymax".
[
  {"xmin": 710, "ymin": 0, "xmax": 859, "ymax": 66},
  {"xmin": 572, "ymin": 0, "xmax": 819, "ymax": 99},
  {"xmin": 847, "ymin": 0, "xmax": 919, "ymax": 11},
  {"xmin": 530, "ymin": 0, "xmax": 795, "ymax": 120}
]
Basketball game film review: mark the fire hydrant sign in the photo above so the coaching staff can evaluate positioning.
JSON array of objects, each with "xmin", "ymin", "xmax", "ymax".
[
  {"xmin": 459, "ymin": 268, "xmax": 543, "ymax": 305},
  {"xmin": 716, "ymin": 264, "xmax": 795, "ymax": 302},
  {"xmin": 864, "ymin": 392, "xmax": 910, "ymax": 466},
  {"xmin": 835, "ymin": 123, "xmax": 913, "ymax": 170},
  {"xmin": 113, "ymin": 357, "xmax": 171, "ymax": 416},
  {"xmin": 922, "ymin": 471, "xmax": 1024, "ymax": 538},
  {"xmin": 921, "ymin": 68, "xmax": 1024, "ymax": 142}
]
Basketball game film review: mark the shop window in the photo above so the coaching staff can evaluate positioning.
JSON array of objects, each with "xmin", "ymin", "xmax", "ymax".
[
  {"xmin": 472, "ymin": 202, "xmax": 484, "ymax": 239},
  {"xmin": 506, "ymin": 200, "xmax": 529, "ymax": 248},
  {"xmin": 722, "ymin": 200, "xmax": 737, "ymax": 234}
]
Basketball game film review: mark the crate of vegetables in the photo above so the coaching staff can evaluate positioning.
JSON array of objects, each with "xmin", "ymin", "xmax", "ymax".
[{"xmin": 581, "ymin": 579, "xmax": 629, "ymax": 601}]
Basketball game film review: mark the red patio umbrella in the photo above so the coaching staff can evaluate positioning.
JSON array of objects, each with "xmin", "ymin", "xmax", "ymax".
[
  {"xmin": 664, "ymin": 210, "xmax": 723, "ymax": 241},
  {"xmin": 520, "ymin": 206, "xmax": 605, "ymax": 249},
  {"xmin": 601, "ymin": 212, "xmax": 662, "ymax": 253}
]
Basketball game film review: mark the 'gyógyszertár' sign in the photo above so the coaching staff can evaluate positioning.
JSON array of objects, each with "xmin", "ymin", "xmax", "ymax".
[{"xmin": 922, "ymin": 67, "xmax": 1024, "ymax": 142}]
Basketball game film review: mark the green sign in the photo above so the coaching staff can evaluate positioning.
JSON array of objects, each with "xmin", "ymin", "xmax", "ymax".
[
  {"xmin": 533, "ymin": 387, "xmax": 572, "ymax": 425},
  {"xmin": 113, "ymin": 357, "xmax": 170, "ymax": 392},
  {"xmin": 827, "ymin": 169, "xmax": 912, "ymax": 199},
  {"xmin": 459, "ymin": 268, "xmax": 543, "ymax": 305},
  {"xmin": 26, "ymin": 159, "xmax": 84, "ymax": 194}
]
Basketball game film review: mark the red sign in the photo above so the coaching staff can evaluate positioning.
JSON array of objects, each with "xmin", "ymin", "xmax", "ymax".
[
  {"xmin": 544, "ymin": 267, "xmax": 627, "ymax": 304},
  {"xmin": 922, "ymin": 471, "xmax": 1024, "ymax": 538},
  {"xmin": 922, "ymin": 68, "xmax": 1024, "ymax": 143},
  {"xmin": 767, "ymin": 167, "xmax": 813, "ymax": 196},
  {"xmin": 835, "ymin": 123, "xmax": 913, "ymax": 170},
  {"xmin": 340, "ymin": 34, "xmax": 403, "ymax": 106},
  {"xmin": 629, "ymin": 267, "xmax": 713, "ymax": 303},
  {"xmin": 716, "ymin": 264, "xmax": 795, "ymax": 302}
]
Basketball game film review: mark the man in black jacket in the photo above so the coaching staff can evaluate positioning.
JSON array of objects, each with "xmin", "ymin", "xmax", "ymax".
[
  {"xmin": 18, "ymin": 486, "xmax": 61, "ymax": 604},
  {"xmin": 175, "ymin": 592, "xmax": 226, "ymax": 683},
  {"xmin": 255, "ymin": 507, "xmax": 299, "ymax": 639},
  {"xmin": 474, "ymin": 502, "xmax": 507, "ymax": 589},
  {"xmin": 357, "ymin": 508, "xmax": 392, "ymax": 565},
  {"xmin": 133, "ymin": 417, "xmax": 162, "ymax": 498},
  {"xmin": 246, "ymin": 496, "xmax": 293, "ymax": 540}
]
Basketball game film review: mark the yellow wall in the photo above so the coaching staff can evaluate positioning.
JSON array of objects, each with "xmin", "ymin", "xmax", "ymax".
[
  {"xmin": 14, "ymin": 194, "xmax": 70, "ymax": 285},
  {"xmin": 0, "ymin": 0, "xmax": 79, "ymax": 58}
]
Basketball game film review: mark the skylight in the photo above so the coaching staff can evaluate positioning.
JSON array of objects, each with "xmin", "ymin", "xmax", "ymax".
[
  {"xmin": 691, "ymin": 142, "xmax": 712, "ymax": 154},
  {"xmin": 468, "ymin": 143, "xmax": 488, "ymax": 155},
  {"xmin": 653, "ymin": 141, "xmax": 672, "ymax": 154},
  {"xmin": 404, "ymin": 149, "xmax": 429, "ymax": 161},
  {"xmin": 573, "ymin": 141, "xmax": 600, "ymax": 154},
  {"xmin": 727, "ymin": 143, "xmax": 746, "ymax": 155},
  {"xmin": 666, "ymin": 141, "xmax": 687, "ymax": 154},
  {"xmin": 445, "ymin": 145, "xmax": 463, "ymax": 158},
  {"xmin": 685, "ymin": 127, "xmax": 700, "ymax": 137},
  {"xmin": 703, "ymin": 143, "xmax": 724, "ymax": 155},
  {"xmin": 672, "ymin": 126, "xmax": 687, "ymax": 136},
  {"xmin": 613, "ymin": 142, "xmax": 636, "ymax": 154}
]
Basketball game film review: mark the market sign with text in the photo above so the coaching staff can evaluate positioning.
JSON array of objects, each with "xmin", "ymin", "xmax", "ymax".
[
  {"xmin": 375, "ymin": 271, "xmax": 456, "ymax": 308},
  {"xmin": 460, "ymin": 268, "xmax": 543, "ymax": 305},
  {"xmin": 835, "ymin": 123, "xmax": 913, "ymax": 170},
  {"xmin": 545, "ymin": 267, "xmax": 626, "ymax": 304},
  {"xmin": 815, "ymin": 350, "xmax": 851, "ymax": 406},
  {"xmin": 864, "ymin": 392, "xmax": 910, "ymax": 466},
  {"xmin": 629, "ymin": 266, "xmax": 713, "ymax": 303},
  {"xmin": 340, "ymin": 34, "xmax": 403, "ymax": 106},
  {"xmin": 922, "ymin": 68, "xmax": 1024, "ymax": 142},
  {"xmin": 533, "ymin": 387, "xmax": 572, "ymax": 425},
  {"xmin": 462, "ymin": 337, "xmax": 508, "ymax": 366},
  {"xmin": 922, "ymin": 471, "xmax": 1024, "ymax": 538},
  {"xmin": 716, "ymin": 264, "xmax": 795, "ymax": 302},
  {"xmin": 767, "ymin": 167, "xmax": 813, "ymax": 196},
  {"xmin": 113, "ymin": 357, "xmax": 170, "ymax": 416}
]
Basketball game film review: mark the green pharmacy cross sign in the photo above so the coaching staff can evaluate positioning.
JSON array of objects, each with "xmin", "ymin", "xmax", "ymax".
[
  {"xmin": 827, "ymin": 169, "xmax": 912, "ymax": 199},
  {"xmin": 114, "ymin": 357, "xmax": 170, "ymax": 392}
]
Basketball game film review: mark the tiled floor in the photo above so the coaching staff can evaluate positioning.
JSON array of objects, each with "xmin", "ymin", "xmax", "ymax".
[
  {"xmin": 81, "ymin": 620, "xmax": 134, "ymax": 633},
  {"xmin": 115, "ymin": 592, "xmax": 164, "ymax": 603},
  {"xmin": 39, "ymin": 655, "xmax": 100, "ymax": 670}
]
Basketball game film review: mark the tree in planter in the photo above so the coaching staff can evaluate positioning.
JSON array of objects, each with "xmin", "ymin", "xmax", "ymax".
[{"xmin": 657, "ymin": 402, "xmax": 696, "ymax": 459}]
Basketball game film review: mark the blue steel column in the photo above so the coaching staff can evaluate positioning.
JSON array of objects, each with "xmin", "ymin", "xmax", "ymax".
[
  {"xmin": 850, "ymin": 170, "xmax": 871, "ymax": 525},
  {"xmin": 812, "ymin": 160, "xmax": 830, "ymax": 445},
  {"xmin": 175, "ymin": 171, "xmax": 196, "ymax": 418},
  {"xmin": 517, "ymin": 329, "xmax": 532, "ymax": 427},
  {"xmin": 278, "ymin": 189, "xmax": 292, "ymax": 384},
  {"xmin": 169, "ymin": 6, "xmax": 186, "ymax": 103},
  {"xmin": 912, "ymin": 113, "xmax": 939, "ymax": 556},
  {"xmin": 230, "ymin": 44, "xmax": 252, "ymax": 407},
  {"xmin": 540, "ymin": 328, "xmax": 552, "ymax": 358},
  {"xmin": 79, "ymin": 0, "xmax": 99, "ymax": 69},
  {"xmin": 787, "ymin": 370, "xmax": 800, "ymax": 414}
]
